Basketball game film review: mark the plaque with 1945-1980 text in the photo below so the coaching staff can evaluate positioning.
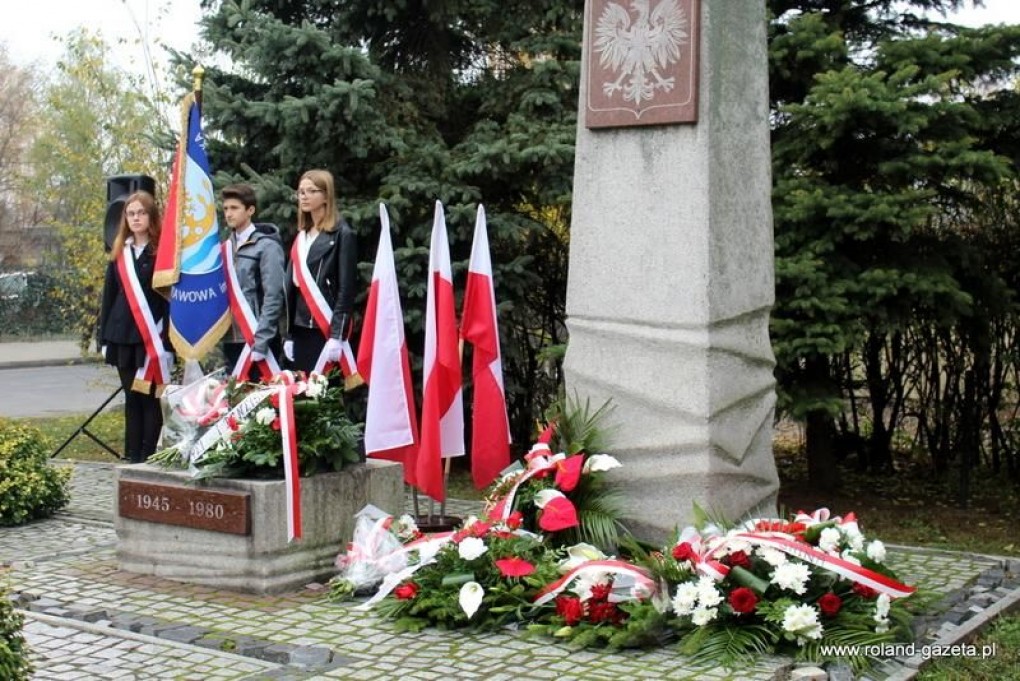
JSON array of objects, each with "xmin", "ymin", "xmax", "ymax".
[
  {"xmin": 585, "ymin": 0, "xmax": 701, "ymax": 128},
  {"xmin": 118, "ymin": 479, "xmax": 251, "ymax": 535}
]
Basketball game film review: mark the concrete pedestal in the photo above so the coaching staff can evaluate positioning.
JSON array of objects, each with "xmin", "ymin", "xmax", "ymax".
[{"xmin": 115, "ymin": 461, "xmax": 403, "ymax": 594}]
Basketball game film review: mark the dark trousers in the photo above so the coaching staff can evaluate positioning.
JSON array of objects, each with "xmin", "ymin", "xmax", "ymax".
[
  {"xmin": 117, "ymin": 367, "xmax": 163, "ymax": 463},
  {"xmin": 289, "ymin": 326, "xmax": 327, "ymax": 374},
  {"xmin": 223, "ymin": 337, "xmax": 283, "ymax": 379}
]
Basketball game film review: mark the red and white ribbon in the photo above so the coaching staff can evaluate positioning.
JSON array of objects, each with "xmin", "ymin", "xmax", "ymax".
[
  {"xmin": 222, "ymin": 243, "xmax": 281, "ymax": 381},
  {"xmin": 290, "ymin": 233, "xmax": 359, "ymax": 381},
  {"xmin": 731, "ymin": 531, "xmax": 915, "ymax": 598},
  {"xmin": 271, "ymin": 372, "xmax": 302, "ymax": 541},
  {"xmin": 534, "ymin": 559, "xmax": 657, "ymax": 606},
  {"xmin": 116, "ymin": 245, "xmax": 170, "ymax": 392}
]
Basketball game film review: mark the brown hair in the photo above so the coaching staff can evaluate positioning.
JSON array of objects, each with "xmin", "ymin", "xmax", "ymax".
[
  {"xmin": 296, "ymin": 169, "xmax": 338, "ymax": 233},
  {"xmin": 109, "ymin": 191, "xmax": 162, "ymax": 261},
  {"xmin": 222, "ymin": 183, "xmax": 258, "ymax": 210}
]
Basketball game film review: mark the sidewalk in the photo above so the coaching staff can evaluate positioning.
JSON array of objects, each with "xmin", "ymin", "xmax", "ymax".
[
  {"xmin": 0, "ymin": 339, "xmax": 95, "ymax": 370},
  {"xmin": 3, "ymin": 463, "xmax": 1019, "ymax": 680}
]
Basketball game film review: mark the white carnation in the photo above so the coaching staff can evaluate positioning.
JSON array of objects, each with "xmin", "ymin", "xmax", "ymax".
[
  {"xmin": 691, "ymin": 606, "xmax": 718, "ymax": 626},
  {"xmin": 458, "ymin": 537, "xmax": 488, "ymax": 561},
  {"xmin": 875, "ymin": 593, "xmax": 891, "ymax": 619},
  {"xmin": 254, "ymin": 407, "xmax": 276, "ymax": 425},
  {"xmin": 782, "ymin": 604, "xmax": 824, "ymax": 644},
  {"xmin": 757, "ymin": 546, "xmax": 787, "ymax": 567},
  {"xmin": 866, "ymin": 540, "xmax": 886, "ymax": 563},
  {"xmin": 818, "ymin": 527, "xmax": 842, "ymax": 553},
  {"xmin": 771, "ymin": 562, "xmax": 811, "ymax": 595}
]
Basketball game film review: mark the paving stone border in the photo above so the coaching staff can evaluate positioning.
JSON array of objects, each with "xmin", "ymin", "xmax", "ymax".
[{"xmin": 8, "ymin": 590, "xmax": 352, "ymax": 676}]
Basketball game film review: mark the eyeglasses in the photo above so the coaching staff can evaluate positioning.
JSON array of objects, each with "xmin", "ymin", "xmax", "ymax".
[
  {"xmin": 126, "ymin": 210, "xmax": 148, "ymax": 218},
  {"xmin": 297, "ymin": 189, "xmax": 324, "ymax": 197}
]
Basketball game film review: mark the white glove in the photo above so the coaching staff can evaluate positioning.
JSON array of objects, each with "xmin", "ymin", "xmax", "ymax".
[
  {"xmin": 160, "ymin": 350, "xmax": 175, "ymax": 372},
  {"xmin": 101, "ymin": 345, "xmax": 108, "ymax": 357},
  {"xmin": 283, "ymin": 340, "xmax": 295, "ymax": 362},
  {"xmin": 324, "ymin": 337, "xmax": 342, "ymax": 362},
  {"xmin": 251, "ymin": 350, "xmax": 266, "ymax": 362}
]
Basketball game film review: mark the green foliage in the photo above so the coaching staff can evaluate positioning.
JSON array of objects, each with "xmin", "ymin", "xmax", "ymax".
[
  {"xmin": 0, "ymin": 419, "xmax": 71, "ymax": 526},
  {"xmin": 189, "ymin": 0, "xmax": 581, "ymax": 448},
  {"xmin": 0, "ymin": 577, "xmax": 32, "ymax": 681}
]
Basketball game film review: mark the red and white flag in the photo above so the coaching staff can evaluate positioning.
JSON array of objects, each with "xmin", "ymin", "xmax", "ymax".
[
  {"xmin": 460, "ymin": 205, "xmax": 511, "ymax": 488},
  {"xmin": 417, "ymin": 200, "xmax": 464, "ymax": 501},
  {"xmin": 357, "ymin": 204, "xmax": 419, "ymax": 470}
]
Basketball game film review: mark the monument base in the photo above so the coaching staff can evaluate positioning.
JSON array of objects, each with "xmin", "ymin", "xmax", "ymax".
[{"xmin": 115, "ymin": 461, "xmax": 403, "ymax": 594}]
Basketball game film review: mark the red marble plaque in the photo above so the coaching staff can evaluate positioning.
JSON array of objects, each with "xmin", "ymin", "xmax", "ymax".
[
  {"xmin": 585, "ymin": 0, "xmax": 701, "ymax": 128},
  {"xmin": 118, "ymin": 479, "xmax": 251, "ymax": 535}
]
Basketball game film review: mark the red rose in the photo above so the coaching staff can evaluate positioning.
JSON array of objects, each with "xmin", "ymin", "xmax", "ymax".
[
  {"xmin": 853, "ymin": 583, "xmax": 879, "ymax": 600},
  {"xmin": 818, "ymin": 592, "xmax": 842, "ymax": 617},
  {"xmin": 728, "ymin": 587, "xmax": 758, "ymax": 615},
  {"xmin": 589, "ymin": 583, "xmax": 612, "ymax": 602},
  {"xmin": 506, "ymin": 511, "xmax": 523, "ymax": 530},
  {"xmin": 555, "ymin": 596, "xmax": 584, "ymax": 625},
  {"xmin": 727, "ymin": 550, "xmax": 751, "ymax": 569},
  {"xmin": 394, "ymin": 582, "xmax": 418, "ymax": 600},
  {"xmin": 672, "ymin": 542, "xmax": 699, "ymax": 564}
]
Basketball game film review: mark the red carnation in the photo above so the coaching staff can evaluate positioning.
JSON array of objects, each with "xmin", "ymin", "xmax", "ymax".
[
  {"xmin": 505, "ymin": 511, "xmax": 523, "ymax": 530},
  {"xmin": 818, "ymin": 592, "xmax": 842, "ymax": 617},
  {"xmin": 672, "ymin": 542, "xmax": 699, "ymax": 564},
  {"xmin": 269, "ymin": 393, "xmax": 280, "ymax": 408},
  {"xmin": 226, "ymin": 415, "xmax": 240, "ymax": 431},
  {"xmin": 555, "ymin": 596, "xmax": 584, "ymax": 625},
  {"xmin": 270, "ymin": 418, "xmax": 281, "ymax": 431},
  {"xmin": 853, "ymin": 583, "xmax": 879, "ymax": 600},
  {"xmin": 588, "ymin": 601, "xmax": 624, "ymax": 625},
  {"xmin": 495, "ymin": 557, "xmax": 536, "ymax": 578},
  {"xmin": 727, "ymin": 550, "xmax": 751, "ymax": 569},
  {"xmin": 728, "ymin": 587, "xmax": 758, "ymax": 615},
  {"xmin": 589, "ymin": 583, "xmax": 612, "ymax": 602},
  {"xmin": 394, "ymin": 582, "xmax": 418, "ymax": 600}
]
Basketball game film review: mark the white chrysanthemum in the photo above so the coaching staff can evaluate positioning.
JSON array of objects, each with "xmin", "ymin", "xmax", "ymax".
[
  {"xmin": 458, "ymin": 536, "xmax": 488, "ymax": 561},
  {"xmin": 782, "ymin": 604, "xmax": 824, "ymax": 644},
  {"xmin": 866, "ymin": 540, "xmax": 886, "ymax": 563},
  {"xmin": 304, "ymin": 375, "xmax": 327, "ymax": 398},
  {"xmin": 757, "ymin": 546, "xmax": 787, "ymax": 567},
  {"xmin": 818, "ymin": 527, "xmax": 842, "ymax": 553},
  {"xmin": 394, "ymin": 514, "xmax": 419, "ymax": 540},
  {"xmin": 771, "ymin": 562, "xmax": 811, "ymax": 595},
  {"xmin": 583, "ymin": 454, "xmax": 622, "ymax": 473},
  {"xmin": 254, "ymin": 407, "xmax": 276, "ymax": 425},
  {"xmin": 696, "ymin": 576, "xmax": 723, "ymax": 608},
  {"xmin": 691, "ymin": 606, "xmax": 718, "ymax": 626},
  {"xmin": 672, "ymin": 582, "xmax": 700, "ymax": 616},
  {"xmin": 459, "ymin": 582, "xmax": 484, "ymax": 618}
]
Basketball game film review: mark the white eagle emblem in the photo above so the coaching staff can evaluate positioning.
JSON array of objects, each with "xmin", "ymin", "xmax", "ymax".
[{"xmin": 594, "ymin": 0, "xmax": 688, "ymax": 105}]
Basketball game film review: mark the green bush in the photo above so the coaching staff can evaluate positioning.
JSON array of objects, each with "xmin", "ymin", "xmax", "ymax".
[
  {"xmin": 0, "ymin": 578, "xmax": 31, "ymax": 681},
  {"xmin": 0, "ymin": 419, "xmax": 71, "ymax": 526}
]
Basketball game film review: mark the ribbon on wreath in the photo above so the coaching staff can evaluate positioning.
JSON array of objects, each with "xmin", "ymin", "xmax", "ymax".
[
  {"xmin": 290, "ymin": 232, "xmax": 362, "ymax": 389},
  {"xmin": 273, "ymin": 371, "xmax": 302, "ymax": 541},
  {"xmin": 117, "ymin": 242, "xmax": 171, "ymax": 395},
  {"xmin": 533, "ymin": 559, "xmax": 657, "ymax": 606},
  {"xmin": 222, "ymin": 242, "xmax": 281, "ymax": 381}
]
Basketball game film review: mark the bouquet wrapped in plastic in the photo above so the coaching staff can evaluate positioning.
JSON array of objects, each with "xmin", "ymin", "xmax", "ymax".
[
  {"xmin": 156, "ymin": 370, "xmax": 231, "ymax": 464},
  {"xmin": 328, "ymin": 505, "xmax": 419, "ymax": 601}
]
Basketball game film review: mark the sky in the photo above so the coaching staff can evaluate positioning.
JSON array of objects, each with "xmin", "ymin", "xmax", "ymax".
[{"xmin": 0, "ymin": 0, "xmax": 1019, "ymax": 78}]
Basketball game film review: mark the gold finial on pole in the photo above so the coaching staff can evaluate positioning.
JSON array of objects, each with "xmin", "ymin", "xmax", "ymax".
[{"xmin": 192, "ymin": 65, "xmax": 205, "ymax": 93}]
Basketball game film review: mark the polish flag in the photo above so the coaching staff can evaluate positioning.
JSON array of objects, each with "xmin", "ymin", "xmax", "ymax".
[
  {"xmin": 357, "ymin": 204, "xmax": 418, "ymax": 470},
  {"xmin": 460, "ymin": 205, "xmax": 511, "ymax": 488},
  {"xmin": 417, "ymin": 200, "xmax": 465, "ymax": 501}
]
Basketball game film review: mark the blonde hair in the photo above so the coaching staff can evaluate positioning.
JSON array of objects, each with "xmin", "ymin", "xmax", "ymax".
[
  {"xmin": 296, "ymin": 169, "xmax": 338, "ymax": 233},
  {"xmin": 109, "ymin": 191, "xmax": 161, "ymax": 261}
]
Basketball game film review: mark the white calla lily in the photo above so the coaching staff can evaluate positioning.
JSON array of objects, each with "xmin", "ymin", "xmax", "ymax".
[
  {"xmin": 558, "ymin": 542, "xmax": 607, "ymax": 572},
  {"xmin": 583, "ymin": 454, "xmax": 621, "ymax": 473},
  {"xmin": 459, "ymin": 581, "xmax": 485, "ymax": 619},
  {"xmin": 534, "ymin": 489, "xmax": 565, "ymax": 509}
]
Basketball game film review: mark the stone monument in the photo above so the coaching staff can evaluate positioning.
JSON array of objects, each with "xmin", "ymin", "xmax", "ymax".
[{"xmin": 564, "ymin": 0, "xmax": 780, "ymax": 541}]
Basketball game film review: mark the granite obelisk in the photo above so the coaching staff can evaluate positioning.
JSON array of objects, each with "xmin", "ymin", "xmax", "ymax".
[{"xmin": 564, "ymin": 0, "xmax": 780, "ymax": 541}]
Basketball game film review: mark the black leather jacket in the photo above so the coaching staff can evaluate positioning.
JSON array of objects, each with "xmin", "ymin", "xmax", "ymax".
[{"xmin": 285, "ymin": 218, "xmax": 358, "ymax": 340}]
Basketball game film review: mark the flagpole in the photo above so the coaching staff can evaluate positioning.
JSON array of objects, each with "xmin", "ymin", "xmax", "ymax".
[{"xmin": 193, "ymin": 65, "xmax": 205, "ymax": 107}]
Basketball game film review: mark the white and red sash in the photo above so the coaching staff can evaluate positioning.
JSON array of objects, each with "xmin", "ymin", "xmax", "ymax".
[
  {"xmin": 116, "ymin": 244, "xmax": 171, "ymax": 394},
  {"xmin": 290, "ymin": 231, "xmax": 361, "ymax": 387},
  {"xmin": 222, "ymin": 242, "xmax": 281, "ymax": 381}
]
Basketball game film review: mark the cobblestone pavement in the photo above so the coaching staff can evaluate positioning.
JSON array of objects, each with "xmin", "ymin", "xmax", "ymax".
[{"xmin": 2, "ymin": 462, "xmax": 1017, "ymax": 680}]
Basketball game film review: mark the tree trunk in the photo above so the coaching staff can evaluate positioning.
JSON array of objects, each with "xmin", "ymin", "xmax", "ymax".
[{"xmin": 805, "ymin": 355, "xmax": 840, "ymax": 492}]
